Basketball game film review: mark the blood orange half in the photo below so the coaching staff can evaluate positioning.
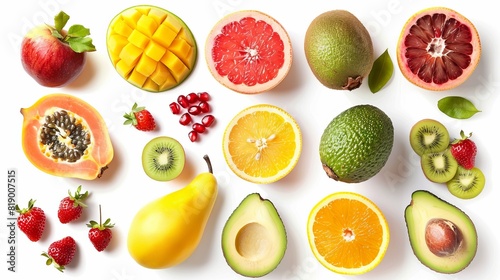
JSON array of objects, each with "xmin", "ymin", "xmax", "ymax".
[
  {"xmin": 397, "ymin": 7, "xmax": 481, "ymax": 91},
  {"xmin": 205, "ymin": 10, "xmax": 292, "ymax": 94}
]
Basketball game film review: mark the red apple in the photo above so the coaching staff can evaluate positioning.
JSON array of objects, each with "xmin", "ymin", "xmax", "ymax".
[{"xmin": 20, "ymin": 11, "xmax": 95, "ymax": 87}]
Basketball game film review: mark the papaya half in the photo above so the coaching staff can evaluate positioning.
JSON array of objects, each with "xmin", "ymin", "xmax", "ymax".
[{"xmin": 20, "ymin": 93, "xmax": 114, "ymax": 180}]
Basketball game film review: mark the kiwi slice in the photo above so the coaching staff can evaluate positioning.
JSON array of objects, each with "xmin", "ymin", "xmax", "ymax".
[
  {"xmin": 447, "ymin": 166, "xmax": 485, "ymax": 199},
  {"xmin": 142, "ymin": 136, "xmax": 185, "ymax": 181},
  {"xmin": 410, "ymin": 119, "xmax": 450, "ymax": 156},
  {"xmin": 420, "ymin": 149, "xmax": 458, "ymax": 183}
]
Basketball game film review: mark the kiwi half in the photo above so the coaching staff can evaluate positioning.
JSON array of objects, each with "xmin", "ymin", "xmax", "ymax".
[
  {"xmin": 142, "ymin": 136, "xmax": 185, "ymax": 181},
  {"xmin": 447, "ymin": 166, "xmax": 485, "ymax": 199},
  {"xmin": 421, "ymin": 149, "xmax": 458, "ymax": 183},
  {"xmin": 410, "ymin": 119, "xmax": 450, "ymax": 156}
]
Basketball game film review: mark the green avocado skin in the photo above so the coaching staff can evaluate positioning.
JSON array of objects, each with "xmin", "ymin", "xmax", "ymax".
[{"xmin": 319, "ymin": 104, "xmax": 394, "ymax": 183}]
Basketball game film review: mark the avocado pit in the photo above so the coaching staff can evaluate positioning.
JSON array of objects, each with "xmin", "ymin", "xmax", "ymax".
[{"xmin": 425, "ymin": 218, "xmax": 463, "ymax": 257}]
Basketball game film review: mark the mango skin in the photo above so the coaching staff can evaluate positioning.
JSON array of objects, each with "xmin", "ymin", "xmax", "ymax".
[{"xmin": 127, "ymin": 172, "xmax": 217, "ymax": 269}]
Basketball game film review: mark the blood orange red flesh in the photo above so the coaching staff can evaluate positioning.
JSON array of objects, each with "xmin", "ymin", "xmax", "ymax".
[
  {"xmin": 397, "ymin": 7, "xmax": 481, "ymax": 91},
  {"xmin": 205, "ymin": 10, "xmax": 292, "ymax": 94}
]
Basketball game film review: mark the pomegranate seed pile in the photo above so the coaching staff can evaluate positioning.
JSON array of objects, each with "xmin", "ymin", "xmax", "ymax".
[{"xmin": 170, "ymin": 92, "xmax": 215, "ymax": 142}]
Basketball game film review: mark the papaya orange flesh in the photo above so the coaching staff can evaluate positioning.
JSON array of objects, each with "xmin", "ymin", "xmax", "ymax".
[{"xmin": 20, "ymin": 94, "xmax": 114, "ymax": 180}]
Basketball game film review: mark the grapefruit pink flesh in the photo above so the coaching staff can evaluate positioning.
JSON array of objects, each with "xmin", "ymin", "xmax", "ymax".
[
  {"xmin": 397, "ymin": 7, "xmax": 480, "ymax": 91},
  {"xmin": 212, "ymin": 17, "xmax": 284, "ymax": 86},
  {"xmin": 206, "ymin": 11, "xmax": 292, "ymax": 94}
]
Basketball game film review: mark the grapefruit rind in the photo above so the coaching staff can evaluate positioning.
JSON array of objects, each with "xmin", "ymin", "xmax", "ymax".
[
  {"xmin": 205, "ymin": 10, "xmax": 293, "ymax": 94},
  {"xmin": 307, "ymin": 192, "xmax": 390, "ymax": 275},
  {"xmin": 396, "ymin": 7, "xmax": 481, "ymax": 91},
  {"xmin": 106, "ymin": 5, "xmax": 197, "ymax": 92},
  {"xmin": 222, "ymin": 104, "xmax": 302, "ymax": 184}
]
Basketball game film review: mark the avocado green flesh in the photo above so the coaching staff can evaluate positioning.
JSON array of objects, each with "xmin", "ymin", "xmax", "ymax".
[
  {"xmin": 319, "ymin": 104, "xmax": 394, "ymax": 183},
  {"xmin": 222, "ymin": 193, "xmax": 287, "ymax": 277},
  {"xmin": 405, "ymin": 190, "xmax": 477, "ymax": 274}
]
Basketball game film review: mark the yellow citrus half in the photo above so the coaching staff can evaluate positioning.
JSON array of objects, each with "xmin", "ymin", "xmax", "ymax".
[
  {"xmin": 307, "ymin": 192, "xmax": 390, "ymax": 275},
  {"xmin": 222, "ymin": 104, "xmax": 302, "ymax": 184}
]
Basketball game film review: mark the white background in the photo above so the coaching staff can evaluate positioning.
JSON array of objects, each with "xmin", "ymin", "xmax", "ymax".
[{"xmin": 2, "ymin": 0, "xmax": 499, "ymax": 279}]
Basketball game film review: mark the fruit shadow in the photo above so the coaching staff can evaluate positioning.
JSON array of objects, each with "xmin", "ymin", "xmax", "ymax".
[
  {"xmin": 267, "ymin": 50, "xmax": 305, "ymax": 96},
  {"xmin": 65, "ymin": 56, "xmax": 98, "ymax": 90}
]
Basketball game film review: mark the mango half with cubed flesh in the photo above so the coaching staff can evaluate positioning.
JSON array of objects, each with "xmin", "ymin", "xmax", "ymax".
[{"xmin": 106, "ymin": 5, "xmax": 197, "ymax": 92}]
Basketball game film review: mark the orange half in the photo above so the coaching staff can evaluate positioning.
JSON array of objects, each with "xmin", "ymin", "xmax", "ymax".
[
  {"xmin": 307, "ymin": 192, "xmax": 390, "ymax": 275},
  {"xmin": 222, "ymin": 104, "xmax": 302, "ymax": 184}
]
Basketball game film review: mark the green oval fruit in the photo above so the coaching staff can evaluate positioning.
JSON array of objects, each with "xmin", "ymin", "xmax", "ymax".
[
  {"xmin": 319, "ymin": 104, "xmax": 394, "ymax": 183},
  {"xmin": 304, "ymin": 10, "xmax": 374, "ymax": 90}
]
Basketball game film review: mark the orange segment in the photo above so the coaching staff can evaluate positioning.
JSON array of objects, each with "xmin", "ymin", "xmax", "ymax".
[
  {"xmin": 307, "ymin": 192, "xmax": 390, "ymax": 275},
  {"xmin": 222, "ymin": 104, "xmax": 302, "ymax": 184}
]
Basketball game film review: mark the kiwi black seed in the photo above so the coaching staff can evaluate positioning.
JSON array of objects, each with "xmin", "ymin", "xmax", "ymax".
[
  {"xmin": 447, "ymin": 166, "xmax": 485, "ymax": 199},
  {"xmin": 410, "ymin": 119, "xmax": 450, "ymax": 156},
  {"xmin": 421, "ymin": 149, "xmax": 458, "ymax": 183},
  {"xmin": 142, "ymin": 136, "xmax": 185, "ymax": 181}
]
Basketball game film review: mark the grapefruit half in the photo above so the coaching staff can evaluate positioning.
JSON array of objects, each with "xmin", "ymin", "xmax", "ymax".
[
  {"xmin": 397, "ymin": 7, "xmax": 481, "ymax": 91},
  {"xmin": 205, "ymin": 10, "xmax": 292, "ymax": 94}
]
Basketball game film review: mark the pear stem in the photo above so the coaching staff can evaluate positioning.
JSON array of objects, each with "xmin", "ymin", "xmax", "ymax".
[{"xmin": 203, "ymin": 155, "xmax": 213, "ymax": 174}]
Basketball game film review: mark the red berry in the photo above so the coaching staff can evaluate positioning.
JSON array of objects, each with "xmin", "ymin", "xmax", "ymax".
[
  {"xmin": 179, "ymin": 113, "xmax": 192, "ymax": 125},
  {"xmin": 16, "ymin": 199, "xmax": 46, "ymax": 242},
  {"xmin": 124, "ymin": 103, "xmax": 156, "ymax": 131},
  {"xmin": 188, "ymin": 130, "xmax": 198, "ymax": 142},
  {"xmin": 192, "ymin": 123, "xmax": 206, "ymax": 133},
  {"xmin": 199, "ymin": 101, "xmax": 210, "ymax": 113},
  {"xmin": 42, "ymin": 236, "xmax": 76, "ymax": 272},
  {"xmin": 57, "ymin": 185, "xmax": 89, "ymax": 224},
  {"xmin": 450, "ymin": 131, "xmax": 477, "ymax": 169},
  {"xmin": 188, "ymin": 105, "xmax": 202, "ymax": 115},
  {"xmin": 201, "ymin": 115, "xmax": 215, "ymax": 127},
  {"xmin": 198, "ymin": 92, "xmax": 210, "ymax": 101},
  {"xmin": 177, "ymin": 95, "xmax": 189, "ymax": 108},
  {"xmin": 186, "ymin": 92, "xmax": 199, "ymax": 103},
  {"xmin": 169, "ymin": 102, "xmax": 181, "ymax": 114},
  {"xmin": 87, "ymin": 205, "xmax": 114, "ymax": 252}
]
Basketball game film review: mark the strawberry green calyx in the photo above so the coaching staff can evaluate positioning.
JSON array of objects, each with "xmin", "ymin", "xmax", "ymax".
[
  {"xmin": 87, "ymin": 205, "xmax": 114, "ymax": 230},
  {"xmin": 452, "ymin": 130, "xmax": 472, "ymax": 144},
  {"xmin": 123, "ymin": 103, "xmax": 145, "ymax": 126},
  {"xmin": 69, "ymin": 185, "xmax": 89, "ymax": 208},
  {"xmin": 15, "ymin": 198, "xmax": 36, "ymax": 214},
  {"xmin": 41, "ymin": 252, "xmax": 65, "ymax": 272},
  {"xmin": 50, "ymin": 11, "xmax": 96, "ymax": 53}
]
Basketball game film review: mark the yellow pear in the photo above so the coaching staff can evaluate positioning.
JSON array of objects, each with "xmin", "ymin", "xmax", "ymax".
[{"xmin": 127, "ymin": 155, "xmax": 218, "ymax": 269}]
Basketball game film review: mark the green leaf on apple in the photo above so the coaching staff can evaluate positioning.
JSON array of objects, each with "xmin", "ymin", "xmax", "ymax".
[
  {"xmin": 68, "ymin": 37, "xmax": 96, "ymax": 53},
  {"xmin": 51, "ymin": 11, "xmax": 96, "ymax": 53},
  {"xmin": 67, "ymin": 25, "xmax": 91, "ymax": 38},
  {"xmin": 54, "ymin": 11, "xmax": 70, "ymax": 33}
]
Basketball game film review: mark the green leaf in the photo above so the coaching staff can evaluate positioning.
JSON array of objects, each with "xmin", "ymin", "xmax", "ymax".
[
  {"xmin": 437, "ymin": 96, "xmax": 481, "ymax": 119},
  {"xmin": 67, "ymin": 37, "xmax": 96, "ymax": 53},
  {"xmin": 54, "ymin": 11, "xmax": 70, "ymax": 32},
  {"xmin": 368, "ymin": 49, "xmax": 394, "ymax": 93},
  {"xmin": 67, "ymin": 24, "xmax": 90, "ymax": 38}
]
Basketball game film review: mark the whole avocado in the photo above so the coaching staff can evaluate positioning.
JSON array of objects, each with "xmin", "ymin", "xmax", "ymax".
[
  {"xmin": 319, "ymin": 104, "xmax": 394, "ymax": 183},
  {"xmin": 304, "ymin": 10, "xmax": 374, "ymax": 90}
]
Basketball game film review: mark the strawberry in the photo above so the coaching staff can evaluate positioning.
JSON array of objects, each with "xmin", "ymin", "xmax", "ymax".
[
  {"xmin": 123, "ymin": 102, "xmax": 156, "ymax": 131},
  {"xmin": 42, "ymin": 236, "xmax": 76, "ymax": 272},
  {"xmin": 15, "ymin": 199, "xmax": 46, "ymax": 242},
  {"xmin": 450, "ymin": 130, "xmax": 477, "ymax": 169},
  {"xmin": 57, "ymin": 185, "xmax": 89, "ymax": 224},
  {"xmin": 87, "ymin": 205, "xmax": 114, "ymax": 252}
]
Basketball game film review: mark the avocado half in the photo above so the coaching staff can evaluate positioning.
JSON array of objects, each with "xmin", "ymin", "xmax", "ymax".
[
  {"xmin": 404, "ymin": 190, "xmax": 477, "ymax": 274},
  {"xmin": 221, "ymin": 193, "xmax": 287, "ymax": 277}
]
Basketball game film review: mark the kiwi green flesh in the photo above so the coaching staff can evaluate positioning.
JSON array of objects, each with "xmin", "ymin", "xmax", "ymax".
[
  {"xmin": 421, "ymin": 150, "xmax": 458, "ymax": 183},
  {"xmin": 410, "ymin": 119, "xmax": 450, "ymax": 156},
  {"xmin": 142, "ymin": 136, "xmax": 185, "ymax": 181},
  {"xmin": 447, "ymin": 167, "xmax": 485, "ymax": 199}
]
